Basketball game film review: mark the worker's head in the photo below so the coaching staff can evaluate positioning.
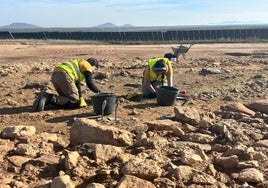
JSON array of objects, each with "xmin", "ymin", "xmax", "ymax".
[
  {"xmin": 164, "ymin": 53, "xmax": 177, "ymax": 62},
  {"xmin": 152, "ymin": 59, "xmax": 167, "ymax": 75},
  {"xmin": 164, "ymin": 53, "xmax": 175, "ymax": 60},
  {"xmin": 87, "ymin": 58, "xmax": 99, "ymax": 72}
]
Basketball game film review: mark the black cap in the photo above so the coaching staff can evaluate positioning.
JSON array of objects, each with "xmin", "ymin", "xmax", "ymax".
[
  {"xmin": 152, "ymin": 59, "xmax": 167, "ymax": 72},
  {"xmin": 87, "ymin": 58, "xmax": 99, "ymax": 68},
  {"xmin": 164, "ymin": 53, "xmax": 176, "ymax": 60}
]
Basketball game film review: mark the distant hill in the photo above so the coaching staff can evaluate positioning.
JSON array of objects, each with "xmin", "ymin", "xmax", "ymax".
[
  {"xmin": 0, "ymin": 23, "xmax": 41, "ymax": 29},
  {"xmin": 95, "ymin": 23, "xmax": 134, "ymax": 28},
  {"xmin": 0, "ymin": 22, "xmax": 134, "ymax": 29},
  {"xmin": 95, "ymin": 23, "xmax": 118, "ymax": 27}
]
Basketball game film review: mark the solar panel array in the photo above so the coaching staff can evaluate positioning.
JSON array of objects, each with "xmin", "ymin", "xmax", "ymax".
[{"xmin": 1, "ymin": 27, "xmax": 268, "ymax": 42}]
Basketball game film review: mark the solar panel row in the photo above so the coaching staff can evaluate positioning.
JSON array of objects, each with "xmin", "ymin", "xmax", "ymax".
[{"xmin": 0, "ymin": 28, "xmax": 268, "ymax": 41}]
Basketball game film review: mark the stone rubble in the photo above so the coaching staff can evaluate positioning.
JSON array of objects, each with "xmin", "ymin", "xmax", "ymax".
[{"xmin": 0, "ymin": 100, "xmax": 267, "ymax": 187}]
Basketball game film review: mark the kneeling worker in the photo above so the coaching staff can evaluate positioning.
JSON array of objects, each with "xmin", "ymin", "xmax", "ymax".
[
  {"xmin": 142, "ymin": 56, "xmax": 173, "ymax": 98},
  {"xmin": 33, "ymin": 58, "xmax": 101, "ymax": 111}
]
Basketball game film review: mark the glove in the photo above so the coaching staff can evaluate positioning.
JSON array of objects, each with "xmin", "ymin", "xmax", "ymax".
[
  {"xmin": 151, "ymin": 92, "xmax": 157, "ymax": 98},
  {"xmin": 126, "ymin": 92, "xmax": 139, "ymax": 100},
  {"xmin": 79, "ymin": 97, "xmax": 87, "ymax": 107}
]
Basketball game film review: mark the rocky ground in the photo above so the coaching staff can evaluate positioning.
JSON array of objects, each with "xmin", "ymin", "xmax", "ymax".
[{"xmin": 0, "ymin": 40, "xmax": 267, "ymax": 187}]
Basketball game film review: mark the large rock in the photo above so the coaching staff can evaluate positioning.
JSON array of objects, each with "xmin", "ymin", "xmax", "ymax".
[
  {"xmin": 214, "ymin": 155, "xmax": 239, "ymax": 169},
  {"xmin": 6, "ymin": 155, "xmax": 31, "ymax": 167},
  {"xmin": 238, "ymin": 168, "xmax": 264, "ymax": 183},
  {"xmin": 116, "ymin": 175, "xmax": 156, "ymax": 188},
  {"xmin": 70, "ymin": 118, "xmax": 133, "ymax": 147},
  {"xmin": 170, "ymin": 165, "xmax": 194, "ymax": 183},
  {"xmin": 153, "ymin": 177, "xmax": 176, "ymax": 188},
  {"xmin": 182, "ymin": 133, "xmax": 215, "ymax": 144},
  {"xmin": 174, "ymin": 106, "xmax": 200, "ymax": 125},
  {"xmin": 64, "ymin": 151, "xmax": 80, "ymax": 170},
  {"xmin": 50, "ymin": 174, "xmax": 75, "ymax": 188},
  {"xmin": 191, "ymin": 171, "xmax": 217, "ymax": 185},
  {"xmin": 245, "ymin": 100, "xmax": 268, "ymax": 114},
  {"xmin": 121, "ymin": 158, "xmax": 162, "ymax": 181},
  {"xmin": 220, "ymin": 102, "xmax": 255, "ymax": 116},
  {"xmin": 181, "ymin": 152, "xmax": 203, "ymax": 166},
  {"xmin": 171, "ymin": 141, "xmax": 212, "ymax": 151},
  {"xmin": 1, "ymin": 125, "xmax": 36, "ymax": 139},
  {"xmin": 145, "ymin": 119, "xmax": 185, "ymax": 137},
  {"xmin": 93, "ymin": 144, "xmax": 124, "ymax": 162},
  {"xmin": 253, "ymin": 139, "xmax": 268, "ymax": 148}
]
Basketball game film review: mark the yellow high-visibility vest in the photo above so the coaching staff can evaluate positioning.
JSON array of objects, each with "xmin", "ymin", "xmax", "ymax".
[
  {"xmin": 57, "ymin": 59, "xmax": 85, "ymax": 82},
  {"xmin": 148, "ymin": 58, "xmax": 169, "ymax": 82}
]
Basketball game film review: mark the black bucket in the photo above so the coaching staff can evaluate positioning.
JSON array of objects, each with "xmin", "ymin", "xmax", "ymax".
[
  {"xmin": 91, "ymin": 93, "xmax": 116, "ymax": 115},
  {"xmin": 156, "ymin": 86, "xmax": 178, "ymax": 106}
]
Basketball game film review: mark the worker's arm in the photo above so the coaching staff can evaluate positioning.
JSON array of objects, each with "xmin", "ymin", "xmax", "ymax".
[
  {"xmin": 84, "ymin": 71, "xmax": 101, "ymax": 93},
  {"xmin": 144, "ymin": 79, "xmax": 156, "ymax": 94},
  {"xmin": 76, "ymin": 81, "xmax": 87, "ymax": 107},
  {"xmin": 144, "ymin": 66, "xmax": 156, "ymax": 94},
  {"xmin": 167, "ymin": 74, "xmax": 173, "ymax": 87},
  {"xmin": 75, "ymin": 82, "xmax": 82, "ymax": 98},
  {"xmin": 166, "ymin": 61, "xmax": 173, "ymax": 87}
]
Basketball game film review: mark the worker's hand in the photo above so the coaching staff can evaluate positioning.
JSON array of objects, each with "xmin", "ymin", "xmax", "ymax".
[
  {"xmin": 148, "ymin": 92, "xmax": 157, "ymax": 98},
  {"xmin": 79, "ymin": 97, "xmax": 87, "ymax": 107}
]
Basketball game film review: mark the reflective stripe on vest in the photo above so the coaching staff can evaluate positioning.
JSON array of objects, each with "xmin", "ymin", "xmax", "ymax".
[{"xmin": 148, "ymin": 58, "xmax": 168, "ymax": 82}]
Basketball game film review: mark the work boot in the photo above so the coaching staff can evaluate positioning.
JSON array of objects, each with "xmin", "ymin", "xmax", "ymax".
[{"xmin": 32, "ymin": 91, "xmax": 53, "ymax": 111}]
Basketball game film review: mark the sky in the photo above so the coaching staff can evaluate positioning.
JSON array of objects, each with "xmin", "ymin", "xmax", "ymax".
[{"xmin": 1, "ymin": 0, "xmax": 268, "ymax": 28}]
